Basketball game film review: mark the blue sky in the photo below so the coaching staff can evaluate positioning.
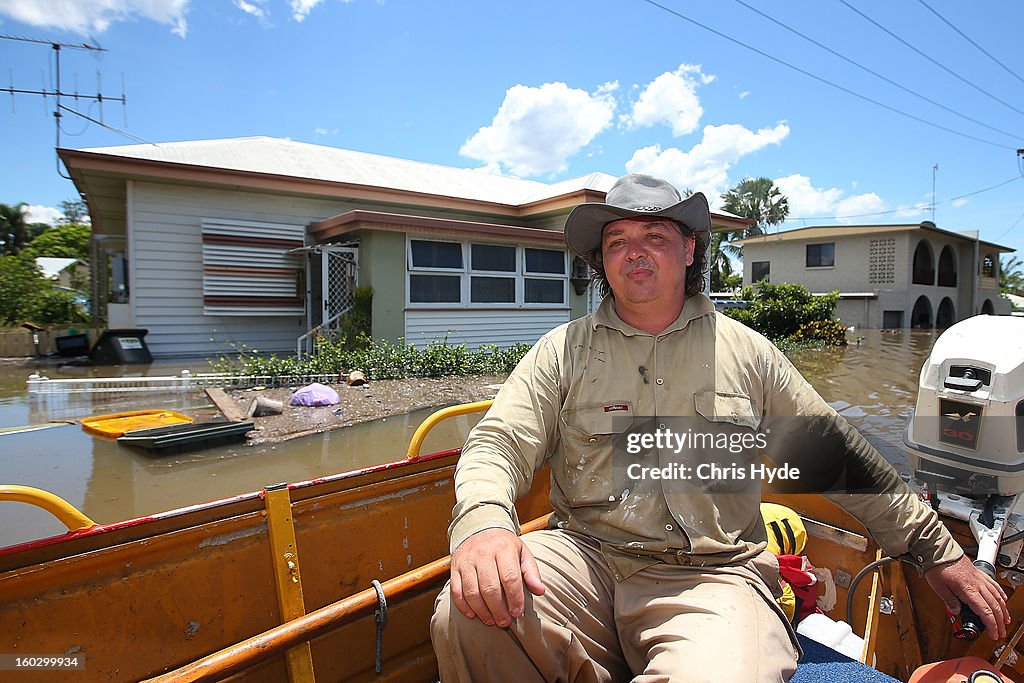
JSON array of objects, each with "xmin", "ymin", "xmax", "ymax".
[{"xmin": 1, "ymin": 0, "xmax": 1022, "ymax": 255}]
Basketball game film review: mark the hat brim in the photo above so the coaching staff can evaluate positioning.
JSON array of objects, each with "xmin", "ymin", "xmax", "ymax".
[{"xmin": 563, "ymin": 192, "xmax": 711, "ymax": 262}]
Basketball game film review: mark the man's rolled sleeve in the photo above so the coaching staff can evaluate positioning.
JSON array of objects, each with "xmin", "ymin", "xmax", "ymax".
[
  {"xmin": 833, "ymin": 491, "xmax": 963, "ymax": 572},
  {"xmin": 447, "ymin": 334, "xmax": 564, "ymax": 553},
  {"xmin": 764, "ymin": 340, "xmax": 963, "ymax": 573}
]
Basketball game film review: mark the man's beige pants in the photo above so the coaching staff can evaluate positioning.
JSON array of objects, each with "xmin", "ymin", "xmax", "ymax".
[{"xmin": 431, "ymin": 530, "xmax": 800, "ymax": 683}]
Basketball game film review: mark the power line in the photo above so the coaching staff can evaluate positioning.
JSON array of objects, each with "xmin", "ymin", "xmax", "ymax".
[
  {"xmin": 731, "ymin": 0, "xmax": 1022, "ymax": 142},
  {"xmin": 836, "ymin": 0, "xmax": 1024, "ymax": 119},
  {"xmin": 636, "ymin": 0, "xmax": 1016, "ymax": 150},
  {"xmin": 58, "ymin": 104, "xmax": 153, "ymax": 145},
  {"xmin": 783, "ymin": 176, "xmax": 1021, "ymax": 221},
  {"xmin": 915, "ymin": 0, "xmax": 1024, "ymax": 88},
  {"xmin": 992, "ymin": 208, "xmax": 1024, "ymax": 242}
]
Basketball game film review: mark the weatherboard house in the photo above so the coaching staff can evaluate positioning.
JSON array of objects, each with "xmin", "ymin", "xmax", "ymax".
[
  {"xmin": 733, "ymin": 222, "xmax": 1012, "ymax": 329},
  {"xmin": 60, "ymin": 136, "xmax": 751, "ymax": 359}
]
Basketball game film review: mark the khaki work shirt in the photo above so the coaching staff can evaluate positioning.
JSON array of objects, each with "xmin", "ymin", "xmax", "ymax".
[{"xmin": 450, "ymin": 294, "xmax": 961, "ymax": 580}]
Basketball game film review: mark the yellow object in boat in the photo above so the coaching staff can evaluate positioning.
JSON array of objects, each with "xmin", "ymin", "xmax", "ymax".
[{"xmin": 81, "ymin": 410, "xmax": 193, "ymax": 438}]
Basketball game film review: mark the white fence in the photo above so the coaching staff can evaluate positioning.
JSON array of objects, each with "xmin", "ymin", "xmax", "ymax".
[{"xmin": 26, "ymin": 370, "xmax": 342, "ymax": 394}]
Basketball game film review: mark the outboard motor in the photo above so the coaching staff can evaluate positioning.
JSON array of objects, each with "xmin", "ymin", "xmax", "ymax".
[
  {"xmin": 906, "ymin": 315, "xmax": 1024, "ymax": 497},
  {"xmin": 905, "ymin": 315, "xmax": 1024, "ymax": 640}
]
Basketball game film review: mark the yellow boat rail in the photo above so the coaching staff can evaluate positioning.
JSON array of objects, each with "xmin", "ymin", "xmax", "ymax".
[
  {"xmin": 406, "ymin": 399, "xmax": 493, "ymax": 459},
  {"xmin": 0, "ymin": 484, "xmax": 96, "ymax": 532}
]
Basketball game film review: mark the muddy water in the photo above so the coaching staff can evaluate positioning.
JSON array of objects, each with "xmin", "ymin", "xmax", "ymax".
[{"xmin": 0, "ymin": 328, "xmax": 941, "ymax": 548}]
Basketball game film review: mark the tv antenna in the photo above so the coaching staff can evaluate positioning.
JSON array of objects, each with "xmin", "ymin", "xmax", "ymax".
[{"xmin": 2, "ymin": 33, "xmax": 135, "ymax": 179}]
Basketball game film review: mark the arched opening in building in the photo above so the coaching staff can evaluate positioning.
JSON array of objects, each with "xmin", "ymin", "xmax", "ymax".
[
  {"xmin": 912, "ymin": 241, "xmax": 935, "ymax": 285},
  {"xmin": 981, "ymin": 254, "xmax": 996, "ymax": 278},
  {"xmin": 936, "ymin": 297, "xmax": 956, "ymax": 328},
  {"xmin": 911, "ymin": 296, "xmax": 933, "ymax": 328},
  {"xmin": 937, "ymin": 246, "xmax": 957, "ymax": 287},
  {"xmin": 982, "ymin": 299, "xmax": 995, "ymax": 315}
]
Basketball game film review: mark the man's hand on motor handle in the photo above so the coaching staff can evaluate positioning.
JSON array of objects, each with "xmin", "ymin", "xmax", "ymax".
[
  {"xmin": 450, "ymin": 528, "xmax": 545, "ymax": 628},
  {"xmin": 925, "ymin": 553, "xmax": 1010, "ymax": 640}
]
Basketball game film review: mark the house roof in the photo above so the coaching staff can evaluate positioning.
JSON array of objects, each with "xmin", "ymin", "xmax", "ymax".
[
  {"xmin": 69, "ymin": 136, "xmax": 585, "ymax": 206},
  {"xmin": 59, "ymin": 136, "xmax": 751, "ymax": 232},
  {"xmin": 732, "ymin": 222, "xmax": 1013, "ymax": 252},
  {"xmin": 35, "ymin": 257, "xmax": 82, "ymax": 279}
]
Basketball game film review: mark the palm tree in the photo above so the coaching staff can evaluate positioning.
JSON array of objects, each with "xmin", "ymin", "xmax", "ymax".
[
  {"xmin": 715, "ymin": 178, "xmax": 790, "ymax": 288},
  {"xmin": 1000, "ymin": 255, "xmax": 1024, "ymax": 295},
  {"xmin": 720, "ymin": 177, "xmax": 790, "ymax": 238},
  {"xmin": 0, "ymin": 203, "xmax": 29, "ymax": 256}
]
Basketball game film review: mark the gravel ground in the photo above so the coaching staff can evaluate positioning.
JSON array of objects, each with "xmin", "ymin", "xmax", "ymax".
[{"xmin": 215, "ymin": 374, "xmax": 508, "ymax": 445}]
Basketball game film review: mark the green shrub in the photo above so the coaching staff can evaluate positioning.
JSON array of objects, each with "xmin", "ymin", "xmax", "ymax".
[
  {"xmin": 723, "ymin": 282, "xmax": 848, "ymax": 348},
  {"xmin": 335, "ymin": 285, "xmax": 373, "ymax": 350},
  {"xmin": 724, "ymin": 282, "xmax": 840, "ymax": 340},
  {"xmin": 790, "ymin": 319, "xmax": 848, "ymax": 346},
  {"xmin": 211, "ymin": 336, "xmax": 533, "ymax": 381}
]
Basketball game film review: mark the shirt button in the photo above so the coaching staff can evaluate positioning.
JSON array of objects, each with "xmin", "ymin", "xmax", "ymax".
[
  {"xmin": 665, "ymin": 524, "xmax": 673, "ymax": 531},
  {"xmin": 589, "ymin": 437, "xmax": 598, "ymax": 443},
  {"xmin": 656, "ymin": 378, "xmax": 664, "ymax": 385},
  {"xmin": 659, "ymin": 423, "xmax": 666, "ymax": 429}
]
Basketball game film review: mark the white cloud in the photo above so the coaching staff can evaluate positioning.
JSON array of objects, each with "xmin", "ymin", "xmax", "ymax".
[
  {"xmin": 23, "ymin": 204, "xmax": 63, "ymax": 225},
  {"xmin": 623, "ymin": 64, "xmax": 714, "ymax": 137},
  {"xmin": 234, "ymin": 0, "xmax": 267, "ymax": 19},
  {"xmin": 738, "ymin": 91, "xmax": 750, "ymax": 99},
  {"xmin": 895, "ymin": 204, "xmax": 929, "ymax": 219},
  {"xmin": 626, "ymin": 122, "xmax": 790, "ymax": 200},
  {"xmin": 460, "ymin": 81, "xmax": 618, "ymax": 177},
  {"xmin": 774, "ymin": 174, "xmax": 885, "ymax": 222},
  {"xmin": 0, "ymin": 0, "xmax": 190, "ymax": 36},
  {"xmin": 314, "ymin": 126, "xmax": 339, "ymax": 136},
  {"xmin": 953, "ymin": 198, "xmax": 968, "ymax": 208},
  {"xmin": 290, "ymin": 0, "xmax": 357, "ymax": 22}
]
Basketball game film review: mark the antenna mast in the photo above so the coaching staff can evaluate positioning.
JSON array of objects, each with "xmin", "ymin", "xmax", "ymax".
[{"xmin": 1, "ymin": 34, "xmax": 128, "ymax": 178}]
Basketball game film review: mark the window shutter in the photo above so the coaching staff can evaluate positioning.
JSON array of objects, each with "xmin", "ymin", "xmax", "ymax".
[{"xmin": 201, "ymin": 218, "xmax": 305, "ymax": 316}]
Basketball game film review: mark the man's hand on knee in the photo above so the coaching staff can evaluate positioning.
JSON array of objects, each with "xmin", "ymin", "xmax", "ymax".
[{"xmin": 450, "ymin": 528, "xmax": 545, "ymax": 628}]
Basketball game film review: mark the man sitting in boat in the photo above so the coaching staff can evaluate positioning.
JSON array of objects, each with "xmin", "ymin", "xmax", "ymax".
[{"xmin": 430, "ymin": 173, "xmax": 1009, "ymax": 682}]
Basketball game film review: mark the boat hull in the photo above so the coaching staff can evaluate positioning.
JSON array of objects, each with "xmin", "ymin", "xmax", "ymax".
[
  {"xmin": 2, "ymin": 457, "xmax": 1022, "ymax": 682},
  {"xmin": 0, "ymin": 451, "xmax": 550, "ymax": 682}
]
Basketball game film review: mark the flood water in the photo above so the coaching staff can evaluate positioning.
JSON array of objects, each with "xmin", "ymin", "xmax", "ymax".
[{"xmin": 0, "ymin": 328, "xmax": 941, "ymax": 549}]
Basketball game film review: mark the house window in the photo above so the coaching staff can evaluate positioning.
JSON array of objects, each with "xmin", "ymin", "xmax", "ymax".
[
  {"xmin": 471, "ymin": 276, "xmax": 515, "ymax": 303},
  {"xmin": 470, "ymin": 244, "xmax": 516, "ymax": 304},
  {"xmin": 410, "ymin": 274, "xmax": 461, "ymax": 303},
  {"xmin": 409, "ymin": 239, "xmax": 464, "ymax": 303},
  {"xmin": 408, "ymin": 240, "xmax": 567, "ymax": 307},
  {"xmin": 524, "ymin": 248, "xmax": 567, "ymax": 305},
  {"xmin": 751, "ymin": 261, "xmax": 770, "ymax": 282},
  {"xmin": 411, "ymin": 240, "xmax": 462, "ymax": 269},
  {"xmin": 200, "ymin": 217, "xmax": 305, "ymax": 316},
  {"xmin": 981, "ymin": 254, "xmax": 996, "ymax": 278},
  {"xmin": 471, "ymin": 244, "xmax": 516, "ymax": 272},
  {"xmin": 806, "ymin": 243, "xmax": 835, "ymax": 268}
]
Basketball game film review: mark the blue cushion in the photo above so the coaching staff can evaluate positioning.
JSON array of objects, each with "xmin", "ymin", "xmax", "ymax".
[{"xmin": 792, "ymin": 633, "xmax": 899, "ymax": 682}]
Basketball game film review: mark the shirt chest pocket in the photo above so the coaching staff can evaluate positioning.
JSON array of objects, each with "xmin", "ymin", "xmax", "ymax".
[
  {"xmin": 694, "ymin": 391, "xmax": 760, "ymax": 430},
  {"xmin": 692, "ymin": 391, "xmax": 762, "ymax": 492},
  {"xmin": 557, "ymin": 402, "xmax": 634, "ymax": 507}
]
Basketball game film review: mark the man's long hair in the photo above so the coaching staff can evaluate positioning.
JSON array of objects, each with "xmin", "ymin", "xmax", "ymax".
[{"xmin": 585, "ymin": 221, "xmax": 709, "ymax": 300}]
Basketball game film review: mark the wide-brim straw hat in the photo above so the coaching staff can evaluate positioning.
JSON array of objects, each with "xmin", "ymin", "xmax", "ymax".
[{"xmin": 564, "ymin": 173, "xmax": 711, "ymax": 263}]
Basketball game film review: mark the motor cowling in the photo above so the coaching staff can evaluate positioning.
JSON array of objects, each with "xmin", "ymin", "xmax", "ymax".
[{"xmin": 905, "ymin": 315, "xmax": 1024, "ymax": 497}]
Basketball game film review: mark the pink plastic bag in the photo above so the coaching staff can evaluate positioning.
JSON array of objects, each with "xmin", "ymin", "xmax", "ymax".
[{"xmin": 289, "ymin": 382, "xmax": 340, "ymax": 407}]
